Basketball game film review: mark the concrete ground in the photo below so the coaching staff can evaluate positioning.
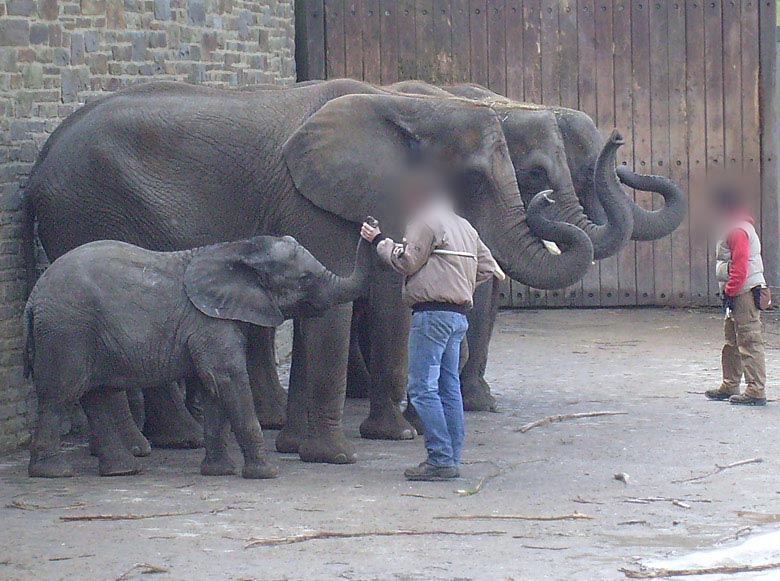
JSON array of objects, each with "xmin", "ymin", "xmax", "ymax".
[{"xmin": 2, "ymin": 308, "xmax": 780, "ymax": 581}]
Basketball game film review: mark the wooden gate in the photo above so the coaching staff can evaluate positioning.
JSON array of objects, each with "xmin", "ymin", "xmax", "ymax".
[{"xmin": 296, "ymin": 0, "xmax": 778, "ymax": 307}]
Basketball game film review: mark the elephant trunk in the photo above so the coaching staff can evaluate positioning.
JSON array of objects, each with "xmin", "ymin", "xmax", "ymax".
[
  {"xmin": 322, "ymin": 238, "xmax": 372, "ymax": 305},
  {"xmin": 616, "ymin": 166, "xmax": 687, "ymax": 241},
  {"xmin": 552, "ymin": 130, "xmax": 634, "ymax": 260},
  {"xmin": 480, "ymin": 191, "xmax": 594, "ymax": 290}
]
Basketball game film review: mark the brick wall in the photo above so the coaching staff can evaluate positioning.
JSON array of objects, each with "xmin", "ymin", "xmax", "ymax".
[{"xmin": 0, "ymin": 0, "xmax": 295, "ymax": 451}]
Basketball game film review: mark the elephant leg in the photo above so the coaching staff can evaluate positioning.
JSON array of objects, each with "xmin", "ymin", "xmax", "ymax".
[
  {"xmin": 346, "ymin": 299, "xmax": 370, "ymax": 399},
  {"xmin": 359, "ymin": 276, "xmax": 416, "ymax": 441},
  {"xmin": 195, "ymin": 378, "xmax": 236, "ymax": 476},
  {"xmin": 246, "ymin": 326, "xmax": 287, "ymax": 429},
  {"xmin": 106, "ymin": 390, "xmax": 151, "ymax": 457},
  {"xmin": 142, "ymin": 382, "xmax": 204, "ymax": 449},
  {"xmin": 81, "ymin": 390, "xmax": 142, "ymax": 477},
  {"xmin": 183, "ymin": 378, "xmax": 204, "ymax": 424},
  {"xmin": 460, "ymin": 277, "xmax": 500, "ymax": 412},
  {"xmin": 28, "ymin": 398, "xmax": 73, "ymax": 478},
  {"xmin": 126, "ymin": 385, "xmax": 145, "ymax": 428},
  {"xmin": 196, "ymin": 357, "xmax": 278, "ymax": 480},
  {"xmin": 276, "ymin": 319, "xmax": 307, "ymax": 454},
  {"xmin": 297, "ymin": 303, "xmax": 358, "ymax": 464}
]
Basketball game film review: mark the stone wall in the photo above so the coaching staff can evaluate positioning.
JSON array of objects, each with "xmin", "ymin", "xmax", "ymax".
[{"xmin": 0, "ymin": 0, "xmax": 295, "ymax": 451}]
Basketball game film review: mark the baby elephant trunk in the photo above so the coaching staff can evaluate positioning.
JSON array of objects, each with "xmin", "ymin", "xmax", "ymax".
[{"xmin": 322, "ymin": 239, "xmax": 373, "ymax": 306}]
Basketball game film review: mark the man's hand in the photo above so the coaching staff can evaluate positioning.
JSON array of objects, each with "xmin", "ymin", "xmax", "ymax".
[{"xmin": 361, "ymin": 222, "xmax": 381, "ymax": 243}]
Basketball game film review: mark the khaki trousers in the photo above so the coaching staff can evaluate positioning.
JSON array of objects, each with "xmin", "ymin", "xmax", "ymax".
[{"xmin": 721, "ymin": 291, "xmax": 767, "ymax": 398}]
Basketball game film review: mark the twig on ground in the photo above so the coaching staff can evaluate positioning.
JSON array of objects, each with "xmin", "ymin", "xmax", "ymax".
[
  {"xmin": 671, "ymin": 500, "xmax": 691, "ymax": 510},
  {"xmin": 48, "ymin": 554, "xmax": 94, "ymax": 562},
  {"xmin": 244, "ymin": 529, "xmax": 505, "ymax": 548},
  {"xmin": 716, "ymin": 526, "xmax": 753, "ymax": 544},
  {"xmin": 6, "ymin": 500, "xmax": 86, "ymax": 511},
  {"xmin": 618, "ymin": 520, "xmax": 648, "ymax": 526},
  {"xmin": 572, "ymin": 497, "xmax": 604, "ymax": 505},
  {"xmin": 517, "ymin": 411, "xmax": 627, "ymax": 433},
  {"xmin": 624, "ymin": 497, "xmax": 712, "ymax": 505},
  {"xmin": 434, "ymin": 512, "xmax": 593, "ymax": 522},
  {"xmin": 619, "ymin": 562, "xmax": 780, "ymax": 578},
  {"xmin": 453, "ymin": 461, "xmax": 522, "ymax": 496},
  {"xmin": 61, "ymin": 510, "xmax": 203, "ymax": 522},
  {"xmin": 520, "ymin": 545, "xmax": 569, "ymax": 551},
  {"xmin": 401, "ymin": 493, "xmax": 443, "ymax": 499},
  {"xmin": 113, "ymin": 563, "xmax": 169, "ymax": 580},
  {"xmin": 672, "ymin": 458, "xmax": 763, "ymax": 484},
  {"xmin": 736, "ymin": 510, "xmax": 780, "ymax": 523}
]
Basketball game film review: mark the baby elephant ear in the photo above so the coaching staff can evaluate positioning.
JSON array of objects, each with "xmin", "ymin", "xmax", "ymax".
[{"xmin": 184, "ymin": 241, "xmax": 284, "ymax": 328}]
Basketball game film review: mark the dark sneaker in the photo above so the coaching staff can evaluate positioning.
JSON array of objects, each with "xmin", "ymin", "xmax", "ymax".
[
  {"xmin": 729, "ymin": 394, "xmax": 767, "ymax": 406},
  {"xmin": 404, "ymin": 461, "xmax": 459, "ymax": 481},
  {"xmin": 705, "ymin": 389, "xmax": 737, "ymax": 401}
]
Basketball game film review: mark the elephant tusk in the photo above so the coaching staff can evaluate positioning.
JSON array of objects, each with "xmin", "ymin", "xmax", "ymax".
[
  {"xmin": 542, "ymin": 240, "xmax": 562, "ymax": 256},
  {"xmin": 494, "ymin": 264, "xmax": 507, "ymax": 282}
]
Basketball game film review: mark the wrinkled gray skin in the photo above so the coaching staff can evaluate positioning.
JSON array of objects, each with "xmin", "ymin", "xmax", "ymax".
[
  {"xmin": 253, "ymin": 80, "xmax": 634, "ymax": 412},
  {"xmin": 25, "ymin": 236, "xmax": 370, "ymax": 478},
  {"xmin": 24, "ymin": 80, "xmax": 594, "ymax": 463},
  {"xmin": 382, "ymin": 81, "xmax": 686, "ymax": 412},
  {"xmin": 441, "ymin": 83, "xmax": 687, "ymax": 242}
]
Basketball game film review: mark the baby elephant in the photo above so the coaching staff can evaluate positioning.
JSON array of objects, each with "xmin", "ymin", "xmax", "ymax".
[{"xmin": 25, "ymin": 235, "xmax": 370, "ymax": 478}]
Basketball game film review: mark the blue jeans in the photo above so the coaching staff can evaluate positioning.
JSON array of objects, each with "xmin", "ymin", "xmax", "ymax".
[{"xmin": 407, "ymin": 310, "xmax": 469, "ymax": 467}]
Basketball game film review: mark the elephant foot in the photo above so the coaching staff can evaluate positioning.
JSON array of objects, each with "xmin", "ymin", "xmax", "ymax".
[
  {"xmin": 242, "ymin": 459, "xmax": 279, "ymax": 479},
  {"xmin": 275, "ymin": 426, "xmax": 302, "ymax": 454},
  {"xmin": 461, "ymin": 376, "xmax": 498, "ymax": 412},
  {"xmin": 128, "ymin": 436, "xmax": 152, "ymax": 458},
  {"xmin": 28, "ymin": 454, "xmax": 74, "ymax": 478},
  {"xmin": 145, "ymin": 422, "xmax": 204, "ymax": 449},
  {"xmin": 94, "ymin": 433, "xmax": 151, "ymax": 457},
  {"xmin": 359, "ymin": 407, "xmax": 416, "ymax": 441},
  {"xmin": 200, "ymin": 457, "xmax": 237, "ymax": 476},
  {"xmin": 402, "ymin": 403, "xmax": 425, "ymax": 436},
  {"xmin": 98, "ymin": 455, "xmax": 142, "ymax": 477},
  {"xmin": 256, "ymin": 392, "xmax": 288, "ymax": 431},
  {"xmin": 121, "ymin": 431, "xmax": 152, "ymax": 457},
  {"xmin": 299, "ymin": 434, "xmax": 357, "ymax": 464}
]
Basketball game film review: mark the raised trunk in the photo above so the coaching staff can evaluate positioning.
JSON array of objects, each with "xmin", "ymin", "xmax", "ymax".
[
  {"xmin": 551, "ymin": 130, "xmax": 634, "ymax": 260},
  {"xmin": 616, "ymin": 166, "xmax": 687, "ymax": 241},
  {"xmin": 479, "ymin": 191, "xmax": 594, "ymax": 290},
  {"xmin": 324, "ymin": 239, "xmax": 373, "ymax": 305}
]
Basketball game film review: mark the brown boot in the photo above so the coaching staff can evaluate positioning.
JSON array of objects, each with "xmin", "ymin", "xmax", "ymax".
[
  {"xmin": 705, "ymin": 388, "xmax": 739, "ymax": 401},
  {"xmin": 729, "ymin": 394, "xmax": 767, "ymax": 407}
]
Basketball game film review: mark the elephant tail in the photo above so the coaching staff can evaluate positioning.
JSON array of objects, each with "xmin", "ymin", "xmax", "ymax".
[
  {"xmin": 21, "ymin": 186, "xmax": 37, "ymax": 299},
  {"xmin": 23, "ymin": 302, "xmax": 34, "ymax": 379}
]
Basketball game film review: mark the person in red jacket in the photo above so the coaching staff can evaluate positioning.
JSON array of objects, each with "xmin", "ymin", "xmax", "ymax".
[{"xmin": 705, "ymin": 182, "xmax": 768, "ymax": 406}]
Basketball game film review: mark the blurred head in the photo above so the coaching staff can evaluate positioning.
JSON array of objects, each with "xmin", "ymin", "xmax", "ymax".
[
  {"xmin": 395, "ymin": 166, "xmax": 451, "ymax": 214},
  {"xmin": 706, "ymin": 174, "xmax": 755, "ymax": 228}
]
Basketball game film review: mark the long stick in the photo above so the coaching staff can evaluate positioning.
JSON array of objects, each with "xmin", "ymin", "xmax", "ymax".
[
  {"xmin": 245, "ymin": 529, "xmax": 505, "ymax": 548},
  {"xmin": 434, "ymin": 513, "xmax": 593, "ymax": 522},
  {"xmin": 60, "ymin": 510, "xmax": 202, "ymax": 522},
  {"xmin": 517, "ymin": 411, "xmax": 627, "ymax": 433},
  {"xmin": 672, "ymin": 458, "xmax": 763, "ymax": 484},
  {"xmin": 620, "ymin": 561, "xmax": 780, "ymax": 578}
]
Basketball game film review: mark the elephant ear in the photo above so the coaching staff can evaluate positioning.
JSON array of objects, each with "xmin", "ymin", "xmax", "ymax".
[
  {"xmin": 283, "ymin": 94, "xmax": 419, "ymax": 223},
  {"xmin": 184, "ymin": 240, "xmax": 284, "ymax": 327}
]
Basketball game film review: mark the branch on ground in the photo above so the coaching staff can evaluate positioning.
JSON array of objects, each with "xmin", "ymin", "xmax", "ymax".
[
  {"xmin": 517, "ymin": 411, "xmax": 627, "ymax": 433},
  {"xmin": 245, "ymin": 529, "xmax": 505, "ymax": 548}
]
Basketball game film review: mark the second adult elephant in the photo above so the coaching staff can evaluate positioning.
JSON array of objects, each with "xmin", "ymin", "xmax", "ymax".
[{"xmin": 24, "ymin": 80, "xmax": 594, "ymax": 462}]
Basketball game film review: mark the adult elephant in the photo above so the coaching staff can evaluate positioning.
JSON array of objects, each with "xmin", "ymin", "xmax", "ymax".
[
  {"xmin": 23, "ymin": 79, "xmax": 596, "ymax": 463},
  {"xmin": 441, "ymin": 83, "xmax": 687, "ymax": 241},
  {"xmin": 382, "ymin": 81, "xmax": 686, "ymax": 411}
]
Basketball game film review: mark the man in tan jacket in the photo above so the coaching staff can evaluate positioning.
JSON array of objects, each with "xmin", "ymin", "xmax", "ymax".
[{"xmin": 361, "ymin": 180, "xmax": 503, "ymax": 481}]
